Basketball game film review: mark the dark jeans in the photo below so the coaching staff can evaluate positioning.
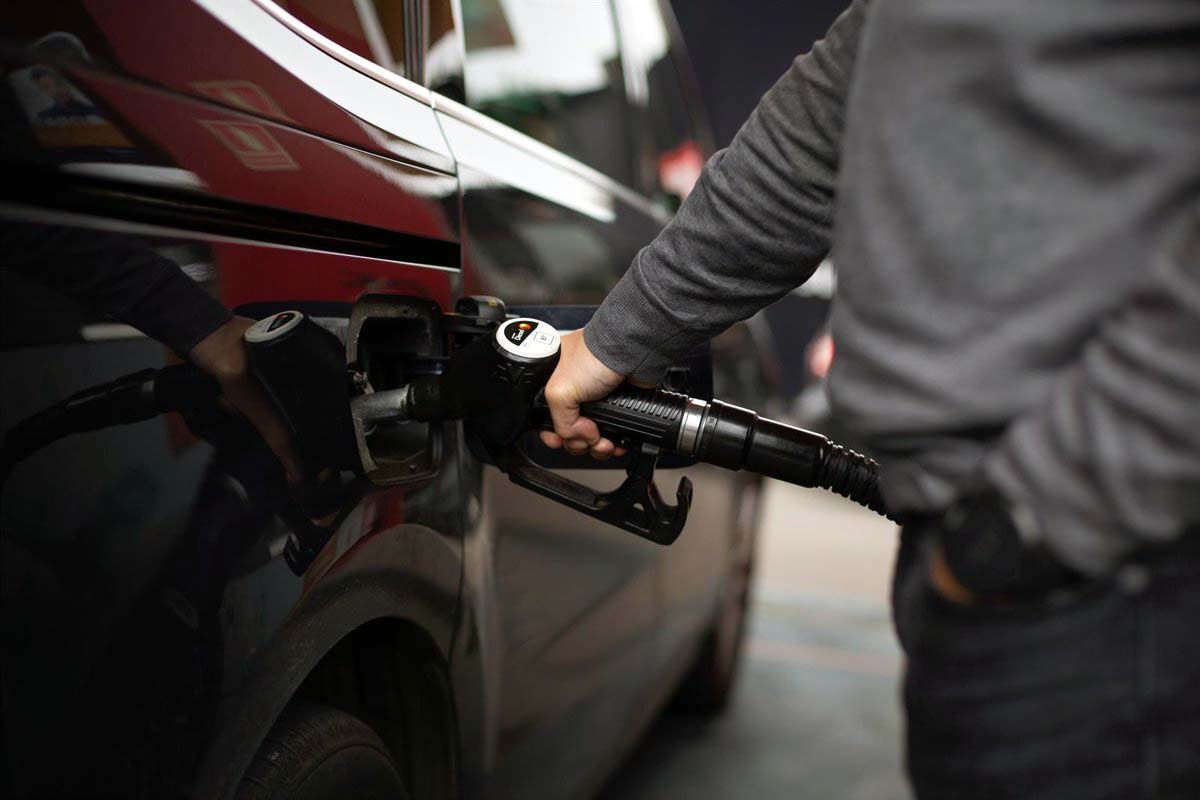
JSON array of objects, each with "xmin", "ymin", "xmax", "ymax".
[{"xmin": 893, "ymin": 527, "xmax": 1200, "ymax": 800}]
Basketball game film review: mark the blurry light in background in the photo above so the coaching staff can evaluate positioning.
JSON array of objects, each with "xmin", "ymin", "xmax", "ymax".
[{"xmin": 807, "ymin": 331, "xmax": 834, "ymax": 380}]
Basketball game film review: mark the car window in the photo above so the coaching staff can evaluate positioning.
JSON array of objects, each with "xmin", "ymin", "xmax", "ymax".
[
  {"xmin": 615, "ymin": 0, "xmax": 705, "ymax": 208},
  {"xmin": 274, "ymin": 0, "xmax": 407, "ymax": 76},
  {"xmin": 458, "ymin": 0, "xmax": 635, "ymax": 185}
]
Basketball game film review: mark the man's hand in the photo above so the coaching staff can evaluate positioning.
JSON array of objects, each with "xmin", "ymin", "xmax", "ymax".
[
  {"xmin": 539, "ymin": 330, "xmax": 627, "ymax": 459},
  {"xmin": 190, "ymin": 316, "xmax": 303, "ymax": 483}
]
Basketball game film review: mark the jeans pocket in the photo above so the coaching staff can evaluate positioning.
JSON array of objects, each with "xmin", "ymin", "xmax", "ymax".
[
  {"xmin": 894, "ymin": 531, "xmax": 1113, "ymax": 658},
  {"xmin": 922, "ymin": 574, "xmax": 1107, "ymax": 621}
]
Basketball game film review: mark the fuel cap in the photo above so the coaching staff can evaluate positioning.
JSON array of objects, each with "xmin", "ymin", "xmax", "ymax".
[{"xmin": 493, "ymin": 318, "xmax": 561, "ymax": 363}]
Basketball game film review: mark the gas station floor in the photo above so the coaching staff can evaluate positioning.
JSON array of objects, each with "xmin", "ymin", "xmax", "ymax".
[{"xmin": 600, "ymin": 482, "xmax": 911, "ymax": 800}]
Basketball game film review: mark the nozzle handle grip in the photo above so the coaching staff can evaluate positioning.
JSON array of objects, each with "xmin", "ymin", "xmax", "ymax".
[
  {"xmin": 533, "ymin": 385, "xmax": 689, "ymax": 448},
  {"xmin": 576, "ymin": 386, "xmax": 689, "ymax": 448}
]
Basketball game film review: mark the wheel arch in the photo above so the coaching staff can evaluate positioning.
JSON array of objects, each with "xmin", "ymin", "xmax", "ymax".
[
  {"xmin": 292, "ymin": 617, "xmax": 461, "ymax": 798},
  {"xmin": 193, "ymin": 523, "xmax": 464, "ymax": 800}
]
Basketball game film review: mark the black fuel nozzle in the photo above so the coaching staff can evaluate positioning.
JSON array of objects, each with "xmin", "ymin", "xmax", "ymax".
[
  {"xmin": 241, "ymin": 310, "xmax": 360, "ymax": 474},
  {"xmin": 357, "ymin": 318, "xmax": 693, "ymax": 543},
  {"xmin": 562, "ymin": 386, "xmax": 891, "ymax": 521},
  {"xmin": 676, "ymin": 397, "xmax": 890, "ymax": 520},
  {"xmin": 371, "ymin": 316, "xmax": 891, "ymax": 545}
]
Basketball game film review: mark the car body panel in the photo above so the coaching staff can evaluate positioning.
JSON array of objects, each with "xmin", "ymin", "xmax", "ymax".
[
  {"xmin": 118, "ymin": 0, "xmax": 449, "ymax": 168},
  {"xmin": 195, "ymin": 517, "xmax": 463, "ymax": 799},
  {"xmin": 0, "ymin": 231, "xmax": 464, "ymax": 798},
  {"xmin": 0, "ymin": 2, "xmax": 771, "ymax": 798}
]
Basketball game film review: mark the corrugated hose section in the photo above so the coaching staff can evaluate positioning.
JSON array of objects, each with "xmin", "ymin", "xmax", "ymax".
[{"xmin": 813, "ymin": 444, "xmax": 894, "ymax": 521}]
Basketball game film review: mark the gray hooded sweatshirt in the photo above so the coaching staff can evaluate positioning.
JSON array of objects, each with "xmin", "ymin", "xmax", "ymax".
[{"xmin": 583, "ymin": 0, "xmax": 1200, "ymax": 576}]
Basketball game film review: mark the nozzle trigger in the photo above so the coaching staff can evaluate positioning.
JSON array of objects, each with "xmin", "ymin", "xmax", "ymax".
[{"xmin": 499, "ymin": 441, "xmax": 691, "ymax": 545}]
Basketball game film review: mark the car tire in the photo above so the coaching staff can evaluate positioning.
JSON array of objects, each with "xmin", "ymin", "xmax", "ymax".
[
  {"xmin": 672, "ymin": 474, "xmax": 761, "ymax": 715},
  {"xmin": 236, "ymin": 700, "xmax": 410, "ymax": 800}
]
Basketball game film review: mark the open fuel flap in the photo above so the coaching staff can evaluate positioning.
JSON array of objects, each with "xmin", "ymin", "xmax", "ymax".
[{"xmin": 346, "ymin": 295, "xmax": 448, "ymax": 486}]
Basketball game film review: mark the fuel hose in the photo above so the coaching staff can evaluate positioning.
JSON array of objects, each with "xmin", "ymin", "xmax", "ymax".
[{"xmin": 0, "ymin": 364, "xmax": 217, "ymax": 487}]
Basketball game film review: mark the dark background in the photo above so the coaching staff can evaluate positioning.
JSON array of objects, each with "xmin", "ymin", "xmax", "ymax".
[
  {"xmin": 674, "ymin": 0, "xmax": 847, "ymax": 147},
  {"xmin": 674, "ymin": 0, "xmax": 848, "ymax": 399}
]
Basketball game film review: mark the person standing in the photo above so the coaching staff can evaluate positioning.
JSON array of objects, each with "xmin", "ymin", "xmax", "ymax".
[{"xmin": 540, "ymin": 1, "xmax": 1200, "ymax": 796}]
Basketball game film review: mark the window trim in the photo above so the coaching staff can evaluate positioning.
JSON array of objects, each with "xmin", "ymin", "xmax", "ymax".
[
  {"xmin": 433, "ymin": 93, "xmax": 669, "ymax": 224},
  {"xmin": 252, "ymin": 0, "xmax": 670, "ymax": 222},
  {"xmin": 251, "ymin": 0, "xmax": 434, "ymax": 105}
]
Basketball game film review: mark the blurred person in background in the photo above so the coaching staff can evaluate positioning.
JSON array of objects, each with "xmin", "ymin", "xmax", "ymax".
[
  {"xmin": 0, "ymin": 222, "xmax": 299, "ymax": 481},
  {"xmin": 541, "ymin": 1, "xmax": 1200, "ymax": 797}
]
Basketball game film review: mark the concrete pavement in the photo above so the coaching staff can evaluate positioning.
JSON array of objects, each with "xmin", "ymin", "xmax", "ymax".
[{"xmin": 600, "ymin": 480, "xmax": 911, "ymax": 799}]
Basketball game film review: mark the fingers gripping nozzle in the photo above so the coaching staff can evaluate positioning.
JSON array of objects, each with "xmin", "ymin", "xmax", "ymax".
[
  {"xmin": 363, "ymin": 318, "xmax": 695, "ymax": 544},
  {"xmin": 357, "ymin": 314, "xmax": 890, "ymax": 545}
]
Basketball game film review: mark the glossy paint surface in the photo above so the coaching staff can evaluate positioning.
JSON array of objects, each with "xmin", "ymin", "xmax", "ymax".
[
  {"xmin": 2, "ymin": 3, "xmax": 461, "ymax": 796},
  {"xmin": 0, "ymin": 2, "xmax": 766, "ymax": 798},
  {"xmin": 101, "ymin": 0, "xmax": 451, "ymax": 166},
  {"xmin": 0, "ymin": 226, "xmax": 460, "ymax": 798}
]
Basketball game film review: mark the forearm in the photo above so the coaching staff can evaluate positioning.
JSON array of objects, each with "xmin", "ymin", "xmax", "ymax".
[
  {"xmin": 985, "ymin": 212, "xmax": 1200, "ymax": 576},
  {"xmin": 585, "ymin": 0, "xmax": 869, "ymax": 383},
  {"xmin": 2, "ymin": 222, "xmax": 231, "ymax": 355}
]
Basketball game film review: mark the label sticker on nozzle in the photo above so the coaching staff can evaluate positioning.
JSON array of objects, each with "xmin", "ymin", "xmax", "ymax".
[
  {"xmin": 245, "ymin": 310, "xmax": 302, "ymax": 343},
  {"xmin": 495, "ymin": 318, "xmax": 560, "ymax": 361}
]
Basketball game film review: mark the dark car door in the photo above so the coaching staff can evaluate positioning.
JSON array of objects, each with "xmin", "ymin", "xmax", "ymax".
[
  {"xmin": 1, "ymin": 2, "xmax": 464, "ymax": 795},
  {"xmin": 426, "ymin": 2, "xmax": 672, "ymax": 797}
]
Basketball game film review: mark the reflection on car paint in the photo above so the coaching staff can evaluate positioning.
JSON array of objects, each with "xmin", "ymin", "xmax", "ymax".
[
  {"xmin": 193, "ymin": 0, "xmax": 451, "ymax": 163},
  {"xmin": 0, "ymin": 0, "xmax": 776, "ymax": 796},
  {"xmin": 199, "ymin": 118, "xmax": 300, "ymax": 171},
  {"xmin": 190, "ymin": 79, "xmax": 290, "ymax": 118}
]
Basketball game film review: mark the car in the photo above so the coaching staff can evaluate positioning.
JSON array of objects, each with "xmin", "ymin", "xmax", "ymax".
[{"xmin": 0, "ymin": 2, "xmax": 774, "ymax": 798}]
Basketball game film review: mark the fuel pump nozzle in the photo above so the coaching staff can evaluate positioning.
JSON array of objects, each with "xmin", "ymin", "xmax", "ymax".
[{"xmin": 361, "ymin": 317, "xmax": 891, "ymax": 545}]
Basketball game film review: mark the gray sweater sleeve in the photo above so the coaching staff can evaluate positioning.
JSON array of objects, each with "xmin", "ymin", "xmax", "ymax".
[
  {"xmin": 583, "ymin": 0, "xmax": 869, "ymax": 384},
  {"xmin": 986, "ymin": 211, "xmax": 1200, "ymax": 576}
]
